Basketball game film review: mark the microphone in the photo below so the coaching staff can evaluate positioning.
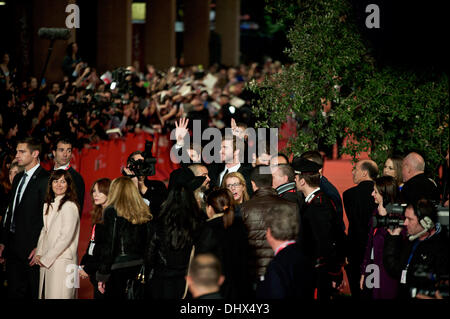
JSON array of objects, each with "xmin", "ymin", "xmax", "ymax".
[{"xmin": 38, "ymin": 28, "xmax": 71, "ymax": 41}]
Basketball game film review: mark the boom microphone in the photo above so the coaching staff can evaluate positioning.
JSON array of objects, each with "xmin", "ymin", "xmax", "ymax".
[{"xmin": 38, "ymin": 28, "xmax": 71, "ymax": 40}]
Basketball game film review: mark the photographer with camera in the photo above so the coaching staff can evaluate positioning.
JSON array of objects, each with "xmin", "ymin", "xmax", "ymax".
[
  {"xmin": 383, "ymin": 198, "xmax": 449, "ymax": 299},
  {"xmin": 122, "ymin": 143, "xmax": 168, "ymax": 219}
]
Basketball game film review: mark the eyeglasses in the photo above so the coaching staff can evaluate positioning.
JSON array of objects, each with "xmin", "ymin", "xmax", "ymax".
[{"xmin": 226, "ymin": 183, "xmax": 242, "ymax": 189}]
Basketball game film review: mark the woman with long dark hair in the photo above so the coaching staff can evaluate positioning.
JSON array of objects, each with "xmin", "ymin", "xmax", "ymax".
[
  {"xmin": 34, "ymin": 170, "xmax": 80, "ymax": 299},
  {"xmin": 95, "ymin": 177, "xmax": 152, "ymax": 299},
  {"xmin": 359, "ymin": 175, "xmax": 404, "ymax": 299},
  {"xmin": 205, "ymin": 188, "xmax": 251, "ymax": 298},
  {"xmin": 146, "ymin": 168, "xmax": 219, "ymax": 299},
  {"xmin": 79, "ymin": 178, "xmax": 111, "ymax": 299}
]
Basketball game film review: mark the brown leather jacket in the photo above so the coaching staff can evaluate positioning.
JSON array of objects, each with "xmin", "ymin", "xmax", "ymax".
[{"xmin": 241, "ymin": 187, "xmax": 299, "ymax": 280}]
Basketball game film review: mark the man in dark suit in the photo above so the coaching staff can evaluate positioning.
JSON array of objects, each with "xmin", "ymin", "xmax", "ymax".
[
  {"xmin": 0, "ymin": 137, "xmax": 49, "ymax": 299},
  {"xmin": 207, "ymin": 135, "xmax": 253, "ymax": 196},
  {"xmin": 300, "ymin": 151, "xmax": 345, "ymax": 231},
  {"xmin": 293, "ymin": 158, "xmax": 347, "ymax": 300},
  {"xmin": 401, "ymin": 152, "xmax": 440, "ymax": 204},
  {"xmin": 271, "ymin": 163, "xmax": 304, "ymax": 212},
  {"xmin": 256, "ymin": 203, "xmax": 314, "ymax": 299},
  {"xmin": 342, "ymin": 159, "xmax": 378, "ymax": 300},
  {"xmin": 52, "ymin": 137, "xmax": 85, "ymax": 216}
]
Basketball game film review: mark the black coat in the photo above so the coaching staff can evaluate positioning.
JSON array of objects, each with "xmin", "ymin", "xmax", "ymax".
[
  {"xmin": 320, "ymin": 176, "xmax": 345, "ymax": 231},
  {"xmin": 299, "ymin": 191, "xmax": 347, "ymax": 273},
  {"xmin": 142, "ymin": 179, "xmax": 168, "ymax": 219},
  {"xmin": 343, "ymin": 180, "xmax": 377, "ymax": 261},
  {"xmin": 206, "ymin": 215, "xmax": 252, "ymax": 299},
  {"xmin": 401, "ymin": 173, "xmax": 440, "ymax": 205},
  {"xmin": 383, "ymin": 226, "xmax": 449, "ymax": 299},
  {"xmin": 256, "ymin": 243, "xmax": 315, "ymax": 299},
  {"xmin": 1, "ymin": 166, "xmax": 49, "ymax": 261},
  {"xmin": 94, "ymin": 206, "xmax": 151, "ymax": 283},
  {"xmin": 145, "ymin": 219, "xmax": 219, "ymax": 299}
]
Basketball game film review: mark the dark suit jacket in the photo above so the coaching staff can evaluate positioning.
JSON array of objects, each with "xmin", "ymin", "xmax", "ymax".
[
  {"xmin": 1, "ymin": 166, "xmax": 49, "ymax": 261},
  {"xmin": 320, "ymin": 176, "xmax": 345, "ymax": 231},
  {"xmin": 343, "ymin": 180, "xmax": 377, "ymax": 262},
  {"xmin": 256, "ymin": 243, "xmax": 314, "ymax": 299},
  {"xmin": 207, "ymin": 162, "xmax": 253, "ymax": 196},
  {"xmin": 401, "ymin": 173, "xmax": 440, "ymax": 205},
  {"xmin": 68, "ymin": 167, "xmax": 85, "ymax": 217}
]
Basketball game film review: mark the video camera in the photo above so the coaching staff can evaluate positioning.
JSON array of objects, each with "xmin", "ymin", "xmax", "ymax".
[
  {"xmin": 122, "ymin": 140, "xmax": 157, "ymax": 177},
  {"xmin": 373, "ymin": 203, "xmax": 407, "ymax": 230},
  {"xmin": 410, "ymin": 265, "xmax": 449, "ymax": 299}
]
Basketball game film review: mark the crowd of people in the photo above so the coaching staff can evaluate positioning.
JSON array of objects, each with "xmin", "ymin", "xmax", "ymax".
[{"xmin": 0, "ymin": 43, "xmax": 449, "ymax": 301}]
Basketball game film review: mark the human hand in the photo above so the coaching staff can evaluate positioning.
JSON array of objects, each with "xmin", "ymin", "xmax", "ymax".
[
  {"xmin": 175, "ymin": 117, "xmax": 189, "ymax": 145},
  {"xmin": 387, "ymin": 227, "xmax": 402, "ymax": 236},
  {"xmin": 360, "ymin": 275, "xmax": 365, "ymax": 290},
  {"xmin": 378, "ymin": 205, "xmax": 387, "ymax": 216},
  {"xmin": 28, "ymin": 248, "xmax": 38, "ymax": 266},
  {"xmin": 98, "ymin": 281, "xmax": 105, "ymax": 294},
  {"xmin": 79, "ymin": 266, "xmax": 89, "ymax": 279}
]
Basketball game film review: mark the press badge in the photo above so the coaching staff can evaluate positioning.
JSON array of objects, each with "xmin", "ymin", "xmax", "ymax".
[
  {"xmin": 88, "ymin": 241, "xmax": 95, "ymax": 256},
  {"xmin": 400, "ymin": 269, "xmax": 407, "ymax": 284}
]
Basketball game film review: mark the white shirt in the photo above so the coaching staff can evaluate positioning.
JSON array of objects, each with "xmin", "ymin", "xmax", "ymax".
[
  {"xmin": 304, "ymin": 187, "xmax": 321, "ymax": 204},
  {"xmin": 54, "ymin": 163, "xmax": 70, "ymax": 170},
  {"xmin": 219, "ymin": 163, "xmax": 241, "ymax": 186}
]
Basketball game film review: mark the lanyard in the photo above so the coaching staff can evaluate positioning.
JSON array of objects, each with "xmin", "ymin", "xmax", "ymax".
[
  {"xmin": 275, "ymin": 240, "xmax": 296, "ymax": 256},
  {"xmin": 406, "ymin": 240, "xmax": 420, "ymax": 269},
  {"xmin": 90, "ymin": 224, "xmax": 96, "ymax": 241}
]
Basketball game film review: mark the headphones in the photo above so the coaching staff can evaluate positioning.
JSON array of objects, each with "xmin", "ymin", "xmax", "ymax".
[{"xmin": 408, "ymin": 201, "xmax": 435, "ymax": 241}]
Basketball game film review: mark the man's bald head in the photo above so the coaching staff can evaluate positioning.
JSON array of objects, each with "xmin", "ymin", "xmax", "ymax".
[
  {"xmin": 352, "ymin": 159, "xmax": 378, "ymax": 184},
  {"xmin": 402, "ymin": 152, "xmax": 425, "ymax": 182}
]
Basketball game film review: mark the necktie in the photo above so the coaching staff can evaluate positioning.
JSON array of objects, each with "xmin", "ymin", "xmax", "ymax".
[{"xmin": 10, "ymin": 173, "xmax": 28, "ymax": 233}]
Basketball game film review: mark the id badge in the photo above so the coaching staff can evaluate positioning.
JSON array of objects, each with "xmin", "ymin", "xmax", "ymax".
[
  {"xmin": 400, "ymin": 269, "xmax": 407, "ymax": 284},
  {"xmin": 88, "ymin": 241, "xmax": 95, "ymax": 256}
]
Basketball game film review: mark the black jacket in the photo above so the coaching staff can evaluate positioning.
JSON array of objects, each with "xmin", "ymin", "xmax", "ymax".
[
  {"xmin": 241, "ymin": 187, "xmax": 298, "ymax": 280},
  {"xmin": 401, "ymin": 173, "xmax": 440, "ymax": 205},
  {"xmin": 142, "ymin": 179, "xmax": 168, "ymax": 219},
  {"xmin": 95, "ymin": 206, "xmax": 151, "ymax": 282},
  {"xmin": 256, "ymin": 243, "xmax": 315, "ymax": 299},
  {"xmin": 343, "ymin": 180, "xmax": 377, "ymax": 260},
  {"xmin": 1, "ymin": 166, "xmax": 49, "ymax": 261},
  {"xmin": 299, "ymin": 191, "xmax": 347, "ymax": 273},
  {"xmin": 383, "ymin": 225, "xmax": 449, "ymax": 299},
  {"xmin": 208, "ymin": 162, "xmax": 253, "ymax": 197},
  {"xmin": 320, "ymin": 176, "xmax": 345, "ymax": 231}
]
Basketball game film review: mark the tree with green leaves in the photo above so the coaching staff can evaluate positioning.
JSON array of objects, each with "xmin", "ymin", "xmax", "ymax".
[{"xmin": 249, "ymin": 0, "xmax": 449, "ymax": 178}]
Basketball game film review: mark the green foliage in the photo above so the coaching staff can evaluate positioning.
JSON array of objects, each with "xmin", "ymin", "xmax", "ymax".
[{"xmin": 250, "ymin": 0, "xmax": 449, "ymax": 177}]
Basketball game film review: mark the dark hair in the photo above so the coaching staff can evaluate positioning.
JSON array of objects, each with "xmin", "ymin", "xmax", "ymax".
[
  {"xmin": 275, "ymin": 153, "xmax": 290, "ymax": 163},
  {"xmin": 361, "ymin": 161, "xmax": 379, "ymax": 180},
  {"xmin": 250, "ymin": 165, "xmax": 272, "ymax": 188},
  {"xmin": 45, "ymin": 170, "xmax": 79, "ymax": 215},
  {"xmin": 160, "ymin": 185, "xmax": 204, "ymax": 250},
  {"xmin": 276, "ymin": 164, "xmax": 296, "ymax": 183},
  {"xmin": 54, "ymin": 137, "xmax": 73, "ymax": 150},
  {"xmin": 206, "ymin": 188, "xmax": 235, "ymax": 229},
  {"xmin": 411, "ymin": 198, "xmax": 438, "ymax": 223},
  {"xmin": 298, "ymin": 172, "xmax": 321, "ymax": 188},
  {"xmin": 374, "ymin": 175, "xmax": 399, "ymax": 207},
  {"xmin": 300, "ymin": 150, "xmax": 324, "ymax": 168},
  {"xmin": 264, "ymin": 204, "xmax": 299, "ymax": 241},
  {"xmin": 385, "ymin": 156, "xmax": 404, "ymax": 184},
  {"xmin": 90, "ymin": 178, "xmax": 111, "ymax": 225},
  {"xmin": 127, "ymin": 150, "xmax": 143, "ymax": 165},
  {"xmin": 17, "ymin": 137, "xmax": 42, "ymax": 155}
]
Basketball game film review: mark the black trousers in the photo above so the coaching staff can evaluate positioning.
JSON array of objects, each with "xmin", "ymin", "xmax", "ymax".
[{"xmin": 6, "ymin": 255, "xmax": 40, "ymax": 299}]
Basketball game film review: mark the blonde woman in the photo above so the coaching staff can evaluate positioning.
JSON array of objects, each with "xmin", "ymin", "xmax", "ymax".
[
  {"xmin": 221, "ymin": 172, "xmax": 249, "ymax": 218},
  {"xmin": 34, "ymin": 170, "xmax": 80, "ymax": 299},
  {"xmin": 95, "ymin": 177, "xmax": 152, "ymax": 299}
]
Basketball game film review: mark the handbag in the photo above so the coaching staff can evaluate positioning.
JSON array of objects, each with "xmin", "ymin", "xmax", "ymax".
[{"xmin": 125, "ymin": 264, "xmax": 153, "ymax": 300}]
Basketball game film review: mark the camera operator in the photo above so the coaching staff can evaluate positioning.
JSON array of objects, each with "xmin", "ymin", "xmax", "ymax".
[
  {"xmin": 123, "ymin": 150, "xmax": 168, "ymax": 219},
  {"xmin": 383, "ymin": 198, "xmax": 449, "ymax": 299}
]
